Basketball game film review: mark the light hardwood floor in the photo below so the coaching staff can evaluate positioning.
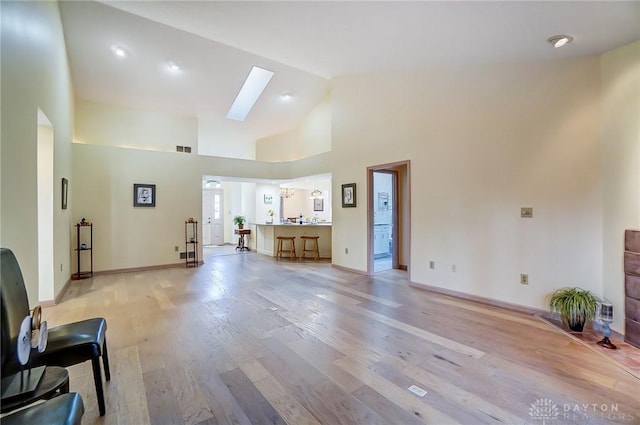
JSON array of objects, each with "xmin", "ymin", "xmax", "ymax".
[{"xmin": 43, "ymin": 252, "xmax": 639, "ymax": 425}]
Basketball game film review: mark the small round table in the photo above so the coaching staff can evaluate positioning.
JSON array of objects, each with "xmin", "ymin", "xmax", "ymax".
[{"xmin": 1, "ymin": 366, "xmax": 70, "ymax": 413}]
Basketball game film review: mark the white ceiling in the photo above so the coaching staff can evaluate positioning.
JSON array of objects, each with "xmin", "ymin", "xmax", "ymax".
[{"xmin": 59, "ymin": 1, "xmax": 639, "ymax": 154}]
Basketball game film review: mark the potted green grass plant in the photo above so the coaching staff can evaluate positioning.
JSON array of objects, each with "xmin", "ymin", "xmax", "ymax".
[
  {"xmin": 233, "ymin": 215, "xmax": 246, "ymax": 229},
  {"xmin": 548, "ymin": 287, "xmax": 600, "ymax": 332}
]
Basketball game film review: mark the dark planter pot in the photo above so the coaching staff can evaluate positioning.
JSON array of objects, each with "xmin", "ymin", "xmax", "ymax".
[{"xmin": 568, "ymin": 320, "xmax": 585, "ymax": 332}]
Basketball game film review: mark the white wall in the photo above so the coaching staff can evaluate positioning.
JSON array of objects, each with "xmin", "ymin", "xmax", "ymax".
[
  {"xmin": 1, "ymin": 1, "xmax": 74, "ymax": 305},
  {"xmin": 373, "ymin": 172, "xmax": 393, "ymax": 226},
  {"xmin": 331, "ymin": 56, "xmax": 604, "ymax": 312},
  {"xmin": 601, "ymin": 41, "xmax": 640, "ymax": 332},
  {"xmin": 255, "ymin": 183, "xmax": 280, "ymax": 223},
  {"xmin": 240, "ymin": 182, "xmax": 256, "ymax": 225},
  {"xmin": 281, "ymin": 188, "xmax": 332, "ymax": 222}
]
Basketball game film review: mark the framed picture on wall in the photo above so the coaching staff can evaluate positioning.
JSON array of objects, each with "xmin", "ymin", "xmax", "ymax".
[
  {"xmin": 342, "ymin": 183, "xmax": 356, "ymax": 208},
  {"xmin": 61, "ymin": 178, "xmax": 68, "ymax": 210},
  {"xmin": 134, "ymin": 183, "xmax": 156, "ymax": 207},
  {"xmin": 264, "ymin": 194, "xmax": 273, "ymax": 204},
  {"xmin": 313, "ymin": 198, "xmax": 324, "ymax": 211}
]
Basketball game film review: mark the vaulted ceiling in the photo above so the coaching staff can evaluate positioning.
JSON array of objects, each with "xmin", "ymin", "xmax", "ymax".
[{"xmin": 59, "ymin": 1, "xmax": 640, "ymax": 154}]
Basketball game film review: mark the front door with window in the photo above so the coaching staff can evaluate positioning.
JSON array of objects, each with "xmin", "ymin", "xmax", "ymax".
[{"xmin": 203, "ymin": 189, "xmax": 224, "ymax": 245}]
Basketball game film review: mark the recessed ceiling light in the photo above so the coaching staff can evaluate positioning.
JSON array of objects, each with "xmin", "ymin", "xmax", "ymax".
[
  {"xmin": 167, "ymin": 61, "xmax": 180, "ymax": 72},
  {"xmin": 226, "ymin": 66, "xmax": 274, "ymax": 121},
  {"xmin": 111, "ymin": 45, "xmax": 127, "ymax": 58},
  {"xmin": 282, "ymin": 93, "xmax": 292, "ymax": 101},
  {"xmin": 547, "ymin": 35, "xmax": 574, "ymax": 48}
]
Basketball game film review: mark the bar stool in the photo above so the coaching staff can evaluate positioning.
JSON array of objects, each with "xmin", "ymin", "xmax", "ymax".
[
  {"xmin": 300, "ymin": 236, "xmax": 320, "ymax": 260},
  {"xmin": 276, "ymin": 236, "xmax": 296, "ymax": 259}
]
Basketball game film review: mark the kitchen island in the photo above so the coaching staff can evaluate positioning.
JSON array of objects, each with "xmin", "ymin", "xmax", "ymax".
[{"xmin": 252, "ymin": 223, "xmax": 332, "ymax": 259}]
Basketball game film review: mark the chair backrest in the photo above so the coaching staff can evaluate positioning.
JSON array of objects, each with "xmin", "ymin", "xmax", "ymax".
[{"xmin": 1, "ymin": 248, "xmax": 31, "ymax": 375}]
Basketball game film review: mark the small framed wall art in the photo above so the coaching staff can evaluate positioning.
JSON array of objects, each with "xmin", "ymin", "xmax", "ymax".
[
  {"xmin": 61, "ymin": 178, "xmax": 68, "ymax": 210},
  {"xmin": 342, "ymin": 183, "xmax": 356, "ymax": 208},
  {"xmin": 134, "ymin": 183, "xmax": 156, "ymax": 207}
]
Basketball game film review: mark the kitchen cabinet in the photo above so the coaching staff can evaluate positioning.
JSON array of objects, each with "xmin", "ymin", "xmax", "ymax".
[{"xmin": 374, "ymin": 224, "xmax": 390, "ymax": 256}]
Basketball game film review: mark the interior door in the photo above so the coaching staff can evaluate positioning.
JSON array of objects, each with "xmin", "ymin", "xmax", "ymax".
[{"xmin": 202, "ymin": 188, "xmax": 224, "ymax": 246}]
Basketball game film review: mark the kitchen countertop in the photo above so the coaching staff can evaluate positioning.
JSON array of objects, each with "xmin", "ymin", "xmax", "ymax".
[{"xmin": 252, "ymin": 222, "xmax": 332, "ymax": 226}]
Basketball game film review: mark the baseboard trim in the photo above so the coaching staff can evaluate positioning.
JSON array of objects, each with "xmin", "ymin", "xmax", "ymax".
[
  {"xmin": 409, "ymin": 281, "xmax": 548, "ymax": 316},
  {"xmin": 331, "ymin": 263, "xmax": 368, "ymax": 275},
  {"xmin": 94, "ymin": 262, "xmax": 202, "ymax": 276},
  {"xmin": 398, "ymin": 264, "xmax": 408, "ymax": 271},
  {"xmin": 53, "ymin": 277, "xmax": 72, "ymax": 305}
]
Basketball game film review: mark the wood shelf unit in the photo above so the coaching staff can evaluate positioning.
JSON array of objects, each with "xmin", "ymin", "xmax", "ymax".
[
  {"xmin": 185, "ymin": 220, "xmax": 198, "ymax": 267},
  {"xmin": 72, "ymin": 222, "xmax": 93, "ymax": 280}
]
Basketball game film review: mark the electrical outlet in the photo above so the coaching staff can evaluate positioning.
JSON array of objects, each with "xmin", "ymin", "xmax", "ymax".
[
  {"xmin": 521, "ymin": 207, "xmax": 533, "ymax": 218},
  {"xmin": 60, "ymin": 264, "xmax": 63, "ymax": 272},
  {"xmin": 345, "ymin": 248, "xmax": 349, "ymax": 254},
  {"xmin": 429, "ymin": 261, "xmax": 435, "ymax": 269},
  {"xmin": 451, "ymin": 264, "xmax": 456, "ymax": 272},
  {"xmin": 520, "ymin": 274, "xmax": 529, "ymax": 285},
  {"xmin": 174, "ymin": 246, "xmax": 179, "ymax": 252}
]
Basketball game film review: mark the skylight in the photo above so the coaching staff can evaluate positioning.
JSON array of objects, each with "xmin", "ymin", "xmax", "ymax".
[{"xmin": 226, "ymin": 66, "xmax": 274, "ymax": 121}]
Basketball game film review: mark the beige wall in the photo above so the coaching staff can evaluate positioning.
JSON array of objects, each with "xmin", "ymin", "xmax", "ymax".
[
  {"xmin": 1, "ymin": 1, "xmax": 74, "ymax": 305},
  {"xmin": 331, "ymin": 56, "xmax": 604, "ymax": 313},
  {"xmin": 75, "ymin": 99, "xmax": 198, "ymax": 153},
  {"xmin": 601, "ymin": 41, "xmax": 640, "ymax": 332},
  {"xmin": 4, "ymin": 0, "xmax": 637, "ymax": 330},
  {"xmin": 72, "ymin": 144, "xmax": 203, "ymax": 270},
  {"xmin": 256, "ymin": 95, "xmax": 331, "ymax": 162},
  {"xmin": 198, "ymin": 117, "xmax": 256, "ymax": 160},
  {"xmin": 71, "ymin": 104, "xmax": 323, "ymax": 271}
]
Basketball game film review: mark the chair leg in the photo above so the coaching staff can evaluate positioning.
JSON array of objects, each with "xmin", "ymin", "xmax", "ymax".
[
  {"xmin": 102, "ymin": 338, "xmax": 111, "ymax": 381},
  {"xmin": 91, "ymin": 357, "xmax": 106, "ymax": 416}
]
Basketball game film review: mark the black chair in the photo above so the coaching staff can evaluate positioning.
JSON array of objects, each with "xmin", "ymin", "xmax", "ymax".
[
  {"xmin": 1, "ymin": 248, "xmax": 111, "ymax": 416},
  {"xmin": 1, "ymin": 393, "xmax": 85, "ymax": 425}
]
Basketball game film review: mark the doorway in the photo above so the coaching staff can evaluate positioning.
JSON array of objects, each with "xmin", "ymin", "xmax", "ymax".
[
  {"xmin": 372, "ymin": 171, "xmax": 394, "ymax": 272},
  {"xmin": 202, "ymin": 188, "xmax": 224, "ymax": 246},
  {"xmin": 368, "ymin": 161, "xmax": 410, "ymax": 275}
]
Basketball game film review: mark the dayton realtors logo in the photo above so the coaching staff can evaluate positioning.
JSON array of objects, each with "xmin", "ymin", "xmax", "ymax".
[
  {"xmin": 529, "ymin": 398, "xmax": 559, "ymax": 424},
  {"xmin": 529, "ymin": 398, "xmax": 639, "ymax": 423}
]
